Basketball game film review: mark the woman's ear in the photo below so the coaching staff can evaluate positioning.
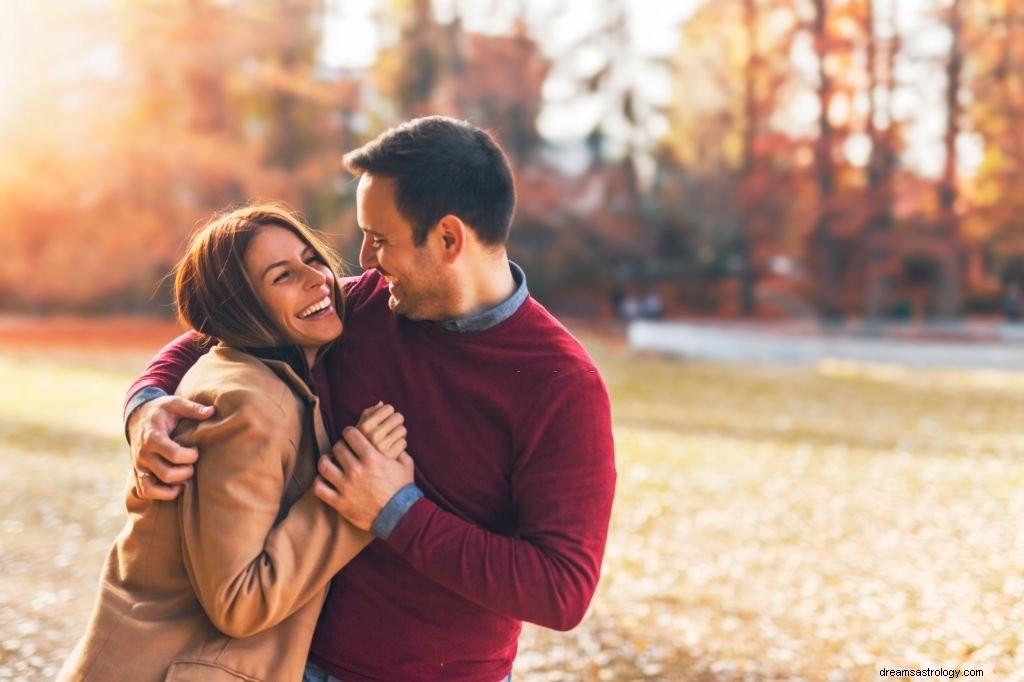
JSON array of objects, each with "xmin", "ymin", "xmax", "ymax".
[{"xmin": 435, "ymin": 214, "xmax": 465, "ymax": 263}]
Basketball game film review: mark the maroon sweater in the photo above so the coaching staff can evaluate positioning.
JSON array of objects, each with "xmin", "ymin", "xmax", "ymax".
[{"xmin": 127, "ymin": 270, "xmax": 616, "ymax": 682}]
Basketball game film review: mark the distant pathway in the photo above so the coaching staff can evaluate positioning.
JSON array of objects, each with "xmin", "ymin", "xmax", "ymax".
[{"xmin": 628, "ymin": 319, "xmax": 1024, "ymax": 370}]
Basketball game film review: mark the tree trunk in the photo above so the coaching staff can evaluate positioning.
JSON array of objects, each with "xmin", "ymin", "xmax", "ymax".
[
  {"xmin": 938, "ymin": 0, "xmax": 963, "ymax": 319},
  {"xmin": 863, "ymin": 0, "xmax": 898, "ymax": 322},
  {"xmin": 738, "ymin": 0, "xmax": 759, "ymax": 317},
  {"xmin": 811, "ymin": 0, "xmax": 842, "ymax": 322}
]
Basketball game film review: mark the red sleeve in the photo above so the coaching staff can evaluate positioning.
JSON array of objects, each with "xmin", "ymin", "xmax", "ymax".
[
  {"xmin": 123, "ymin": 331, "xmax": 210, "ymax": 410},
  {"xmin": 384, "ymin": 368, "xmax": 616, "ymax": 631}
]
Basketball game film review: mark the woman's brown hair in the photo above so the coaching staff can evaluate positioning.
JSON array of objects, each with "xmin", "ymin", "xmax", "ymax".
[{"xmin": 173, "ymin": 203, "xmax": 345, "ymax": 350}]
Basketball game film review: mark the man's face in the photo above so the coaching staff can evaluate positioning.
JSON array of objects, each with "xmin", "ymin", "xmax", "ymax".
[{"xmin": 356, "ymin": 174, "xmax": 454, "ymax": 320}]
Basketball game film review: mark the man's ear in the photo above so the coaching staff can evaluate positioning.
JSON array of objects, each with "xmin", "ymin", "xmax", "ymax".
[{"xmin": 435, "ymin": 214, "xmax": 466, "ymax": 263}]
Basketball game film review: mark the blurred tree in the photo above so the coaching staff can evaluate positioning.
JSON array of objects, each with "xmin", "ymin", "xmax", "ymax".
[
  {"xmin": 785, "ymin": 0, "xmax": 878, "ymax": 320},
  {"xmin": 543, "ymin": 0, "xmax": 657, "ymax": 202},
  {"xmin": 736, "ymin": 0, "xmax": 805, "ymax": 316},
  {"xmin": 862, "ymin": 0, "xmax": 903, "ymax": 321},
  {"xmin": 807, "ymin": 0, "xmax": 844, "ymax": 321},
  {"xmin": 451, "ymin": 19, "xmax": 548, "ymax": 165},
  {"xmin": 961, "ymin": 0, "xmax": 1024, "ymax": 303},
  {"xmin": 0, "ymin": 0, "xmax": 363, "ymax": 312},
  {"xmin": 371, "ymin": 0, "xmax": 546, "ymax": 165},
  {"xmin": 372, "ymin": 0, "xmax": 444, "ymax": 118},
  {"xmin": 664, "ymin": 0, "xmax": 809, "ymax": 316},
  {"xmin": 935, "ymin": 0, "xmax": 964, "ymax": 317}
]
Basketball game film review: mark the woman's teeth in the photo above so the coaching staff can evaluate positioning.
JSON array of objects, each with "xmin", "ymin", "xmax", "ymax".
[{"xmin": 298, "ymin": 297, "xmax": 331, "ymax": 318}]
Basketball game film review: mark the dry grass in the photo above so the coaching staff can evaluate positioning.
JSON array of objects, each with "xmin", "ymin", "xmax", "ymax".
[
  {"xmin": 0, "ymin": 348, "xmax": 157, "ymax": 681},
  {"xmin": 518, "ymin": 341, "xmax": 1024, "ymax": 681},
  {"xmin": 1, "ymin": 327, "xmax": 1023, "ymax": 680}
]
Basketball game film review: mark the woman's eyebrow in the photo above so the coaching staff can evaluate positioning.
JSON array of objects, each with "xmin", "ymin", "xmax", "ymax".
[{"xmin": 261, "ymin": 260, "xmax": 289, "ymax": 278}]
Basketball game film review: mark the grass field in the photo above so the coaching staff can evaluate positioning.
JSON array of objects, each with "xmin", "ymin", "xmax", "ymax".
[{"xmin": 1, "ymin": 321, "xmax": 1022, "ymax": 681}]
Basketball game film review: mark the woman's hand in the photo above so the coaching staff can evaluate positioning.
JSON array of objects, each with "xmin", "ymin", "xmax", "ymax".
[{"xmin": 354, "ymin": 402, "xmax": 407, "ymax": 461}]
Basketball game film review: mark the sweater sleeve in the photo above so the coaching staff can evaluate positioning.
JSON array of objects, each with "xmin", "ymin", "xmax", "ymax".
[
  {"xmin": 123, "ymin": 331, "xmax": 209, "ymax": 415},
  {"xmin": 177, "ymin": 385, "xmax": 372, "ymax": 638},
  {"xmin": 383, "ymin": 368, "xmax": 616, "ymax": 631}
]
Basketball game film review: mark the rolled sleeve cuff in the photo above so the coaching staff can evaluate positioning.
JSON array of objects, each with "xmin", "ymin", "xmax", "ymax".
[
  {"xmin": 370, "ymin": 483, "xmax": 424, "ymax": 540},
  {"xmin": 123, "ymin": 386, "xmax": 169, "ymax": 434}
]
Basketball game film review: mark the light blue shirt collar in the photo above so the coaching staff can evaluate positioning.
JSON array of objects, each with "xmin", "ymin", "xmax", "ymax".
[{"xmin": 436, "ymin": 262, "xmax": 528, "ymax": 333}]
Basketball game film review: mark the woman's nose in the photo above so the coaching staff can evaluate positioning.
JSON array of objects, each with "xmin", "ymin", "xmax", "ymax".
[{"xmin": 304, "ymin": 264, "xmax": 327, "ymax": 287}]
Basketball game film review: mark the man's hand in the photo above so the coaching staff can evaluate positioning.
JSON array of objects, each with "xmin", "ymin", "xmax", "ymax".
[
  {"xmin": 355, "ymin": 402, "xmax": 407, "ymax": 461},
  {"xmin": 314, "ymin": 427, "xmax": 415, "ymax": 531},
  {"xmin": 127, "ymin": 395, "xmax": 213, "ymax": 501}
]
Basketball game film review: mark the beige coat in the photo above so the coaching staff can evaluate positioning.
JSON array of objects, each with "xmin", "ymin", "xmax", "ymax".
[{"xmin": 60, "ymin": 346, "xmax": 369, "ymax": 682}]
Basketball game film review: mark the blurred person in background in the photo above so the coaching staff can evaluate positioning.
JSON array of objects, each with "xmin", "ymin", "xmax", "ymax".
[
  {"xmin": 123, "ymin": 117, "xmax": 617, "ymax": 682},
  {"xmin": 60, "ymin": 204, "xmax": 409, "ymax": 682}
]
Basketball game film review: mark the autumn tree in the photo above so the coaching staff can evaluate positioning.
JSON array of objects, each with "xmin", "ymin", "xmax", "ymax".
[
  {"xmin": 0, "ymin": 0, "xmax": 362, "ymax": 312},
  {"xmin": 807, "ymin": 0, "xmax": 848, "ymax": 321},
  {"xmin": 933, "ymin": 0, "xmax": 965, "ymax": 317},
  {"xmin": 861, "ymin": 0, "xmax": 903, "ymax": 320},
  {"xmin": 663, "ymin": 0, "xmax": 812, "ymax": 315},
  {"xmin": 545, "ymin": 0, "xmax": 654, "ymax": 202},
  {"xmin": 960, "ymin": 0, "xmax": 1024, "ymax": 309}
]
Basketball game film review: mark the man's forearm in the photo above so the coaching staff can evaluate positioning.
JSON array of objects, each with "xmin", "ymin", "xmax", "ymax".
[
  {"xmin": 123, "ymin": 330, "xmax": 209, "ymax": 435},
  {"xmin": 381, "ymin": 495, "xmax": 611, "ymax": 631},
  {"xmin": 123, "ymin": 386, "xmax": 169, "ymax": 427},
  {"xmin": 378, "ymin": 372, "xmax": 616, "ymax": 630}
]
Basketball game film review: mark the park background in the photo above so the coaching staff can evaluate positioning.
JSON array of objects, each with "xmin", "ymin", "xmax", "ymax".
[{"xmin": 1, "ymin": 0, "xmax": 1023, "ymax": 680}]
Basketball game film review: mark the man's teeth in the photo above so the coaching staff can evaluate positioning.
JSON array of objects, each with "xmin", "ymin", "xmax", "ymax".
[{"xmin": 298, "ymin": 297, "xmax": 330, "ymax": 318}]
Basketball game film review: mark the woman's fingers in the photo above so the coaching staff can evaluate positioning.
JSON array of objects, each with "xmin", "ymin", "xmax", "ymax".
[{"xmin": 357, "ymin": 402, "xmax": 392, "ymax": 431}]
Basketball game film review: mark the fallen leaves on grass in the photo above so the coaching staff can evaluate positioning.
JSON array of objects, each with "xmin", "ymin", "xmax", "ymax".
[{"xmin": 2, "ymin": 341, "xmax": 1023, "ymax": 681}]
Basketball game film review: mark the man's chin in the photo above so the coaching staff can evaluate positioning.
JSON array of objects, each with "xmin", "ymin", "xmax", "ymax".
[
  {"xmin": 387, "ymin": 296, "xmax": 410, "ymax": 317},
  {"xmin": 390, "ymin": 298, "xmax": 432, "ymax": 321}
]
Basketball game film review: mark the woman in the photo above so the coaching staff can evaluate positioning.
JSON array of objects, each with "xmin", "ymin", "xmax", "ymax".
[{"xmin": 60, "ymin": 204, "xmax": 407, "ymax": 682}]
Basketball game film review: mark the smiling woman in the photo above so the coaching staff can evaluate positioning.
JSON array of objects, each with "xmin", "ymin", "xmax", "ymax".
[
  {"xmin": 243, "ymin": 224, "xmax": 344, "ymax": 368},
  {"xmin": 172, "ymin": 204, "xmax": 346, "ymax": 372},
  {"xmin": 58, "ymin": 203, "xmax": 409, "ymax": 682}
]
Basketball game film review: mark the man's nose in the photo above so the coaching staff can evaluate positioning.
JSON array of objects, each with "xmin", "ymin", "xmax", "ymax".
[{"xmin": 359, "ymin": 237, "xmax": 377, "ymax": 270}]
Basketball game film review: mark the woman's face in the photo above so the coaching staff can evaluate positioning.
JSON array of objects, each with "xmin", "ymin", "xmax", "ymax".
[{"xmin": 244, "ymin": 225, "xmax": 343, "ymax": 362}]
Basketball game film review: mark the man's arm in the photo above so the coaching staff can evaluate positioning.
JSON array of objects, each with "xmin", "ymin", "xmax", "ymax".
[
  {"xmin": 125, "ymin": 331, "xmax": 213, "ymax": 500},
  {"xmin": 316, "ymin": 370, "xmax": 616, "ymax": 631},
  {"xmin": 124, "ymin": 331, "xmax": 210, "ymax": 412}
]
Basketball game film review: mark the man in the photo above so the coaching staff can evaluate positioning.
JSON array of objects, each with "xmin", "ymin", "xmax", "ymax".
[{"xmin": 125, "ymin": 116, "xmax": 616, "ymax": 682}]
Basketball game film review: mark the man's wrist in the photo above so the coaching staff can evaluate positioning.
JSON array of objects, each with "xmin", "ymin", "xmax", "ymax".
[
  {"xmin": 123, "ymin": 386, "xmax": 169, "ymax": 438},
  {"xmin": 369, "ymin": 483, "xmax": 424, "ymax": 539}
]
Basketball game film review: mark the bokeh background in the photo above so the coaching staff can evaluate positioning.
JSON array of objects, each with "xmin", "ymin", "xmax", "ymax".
[
  {"xmin": 2, "ymin": 1, "xmax": 1024, "ymax": 681},
  {"xmin": 6, "ymin": 0, "xmax": 1024, "ymax": 320}
]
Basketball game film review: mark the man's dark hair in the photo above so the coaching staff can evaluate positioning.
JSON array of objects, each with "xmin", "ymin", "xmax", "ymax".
[{"xmin": 343, "ymin": 116, "xmax": 516, "ymax": 247}]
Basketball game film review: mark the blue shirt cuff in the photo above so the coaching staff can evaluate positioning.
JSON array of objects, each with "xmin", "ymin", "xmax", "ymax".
[
  {"xmin": 123, "ymin": 386, "xmax": 169, "ymax": 435},
  {"xmin": 370, "ymin": 483, "xmax": 424, "ymax": 540}
]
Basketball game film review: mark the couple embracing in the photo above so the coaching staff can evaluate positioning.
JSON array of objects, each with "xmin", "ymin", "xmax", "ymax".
[{"xmin": 60, "ymin": 116, "xmax": 616, "ymax": 682}]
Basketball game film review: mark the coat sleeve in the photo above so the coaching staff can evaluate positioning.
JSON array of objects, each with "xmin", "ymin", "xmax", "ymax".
[{"xmin": 177, "ymin": 384, "xmax": 372, "ymax": 638}]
